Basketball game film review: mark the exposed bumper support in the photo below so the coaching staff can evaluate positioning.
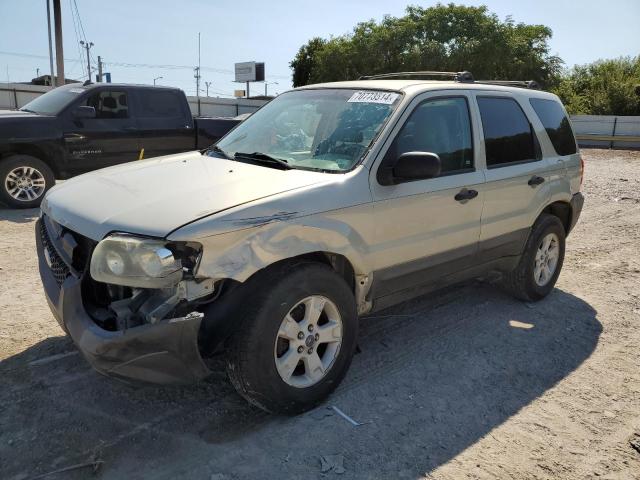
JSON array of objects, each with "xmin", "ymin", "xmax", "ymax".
[
  {"xmin": 568, "ymin": 192, "xmax": 585, "ymax": 235},
  {"xmin": 36, "ymin": 220, "xmax": 211, "ymax": 384}
]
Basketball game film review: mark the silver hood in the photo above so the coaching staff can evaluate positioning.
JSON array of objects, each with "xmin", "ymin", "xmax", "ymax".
[{"xmin": 42, "ymin": 151, "xmax": 330, "ymax": 240}]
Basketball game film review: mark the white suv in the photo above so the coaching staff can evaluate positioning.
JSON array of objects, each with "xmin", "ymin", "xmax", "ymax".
[{"xmin": 37, "ymin": 72, "xmax": 584, "ymax": 413}]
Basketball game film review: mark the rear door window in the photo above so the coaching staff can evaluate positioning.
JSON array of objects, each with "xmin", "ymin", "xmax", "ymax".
[
  {"xmin": 137, "ymin": 90, "xmax": 185, "ymax": 118},
  {"xmin": 477, "ymin": 97, "xmax": 537, "ymax": 167},
  {"xmin": 529, "ymin": 98, "xmax": 577, "ymax": 156}
]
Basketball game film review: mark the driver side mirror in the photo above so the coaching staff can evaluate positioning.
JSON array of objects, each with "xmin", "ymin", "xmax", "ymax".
[
  {"xmin": 72, "ymin": 106, "xmax": 96, "ymax": 119},
  {"xmin": 390, "ymin": 151, "xmax": 441, "ymax": 183}
]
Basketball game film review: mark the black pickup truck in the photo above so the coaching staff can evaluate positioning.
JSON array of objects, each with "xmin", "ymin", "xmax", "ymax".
[{"xmin": 0, "ymin": 83, "xmax": 244, "ymax": 207}]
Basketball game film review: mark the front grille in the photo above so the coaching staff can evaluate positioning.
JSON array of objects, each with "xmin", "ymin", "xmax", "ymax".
[{"xmin": 39, "ymin": 219, "xmax": 71, "ymax": 286}]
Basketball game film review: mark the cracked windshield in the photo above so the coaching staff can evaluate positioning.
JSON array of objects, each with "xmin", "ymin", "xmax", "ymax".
[{"xmin": 213, "ymin": 89, "xmax": 401, "ymax": 172}]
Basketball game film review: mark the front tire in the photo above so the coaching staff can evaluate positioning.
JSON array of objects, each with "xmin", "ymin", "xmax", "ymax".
[
  {"xmin": 225, "ymin": 261, "xmax": 358, "ymax": 414},
  {"xmin": 0, "ymin": 155, "xmax": 55, "ymax": 208},
  {"xmin": 502, "ymin": 214, "xmax": 566, "ymax": 301}
]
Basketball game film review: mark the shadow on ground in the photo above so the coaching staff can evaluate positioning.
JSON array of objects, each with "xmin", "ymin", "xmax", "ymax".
[
  {"xmin": 0, "ymin": 282, "xmax": 601, "ymax": 479},
  {"xmin": 0, "ymin": 206, "xmax": 40, "ymax": 224}
]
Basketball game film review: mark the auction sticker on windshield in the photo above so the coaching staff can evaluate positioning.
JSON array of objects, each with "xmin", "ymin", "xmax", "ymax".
[{"xmin": 347, "ymin": 91, "xmax": 400, "ymax": 104}]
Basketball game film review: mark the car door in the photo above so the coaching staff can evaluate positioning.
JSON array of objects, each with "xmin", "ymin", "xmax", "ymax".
[
  {"xmin": 472, "ymin": 93, "xmax": 552, "ymax": 262},
  {"xmin": 132, "ymin": 88, "xmax": 195, "ymax": 159},
  {"xmin": 61, "ymin": 88, "xmax": 141, "ymax": 173},
  {"xmin": 369, "ymin": 91, "xmax": 485, "ymax": 301}
]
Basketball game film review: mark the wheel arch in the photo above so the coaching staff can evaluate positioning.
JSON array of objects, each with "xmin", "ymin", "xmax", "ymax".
[
  {"xmin": 0, "ymin": 144, "xmax": 59, "ymax": 177},
  {"xmin": 540, "ymin": 200, "xmax": 572, "ymax": 235}
]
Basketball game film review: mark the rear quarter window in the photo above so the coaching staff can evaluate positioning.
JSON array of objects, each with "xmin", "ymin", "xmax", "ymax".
[{"xmin": 529, "ymin": 98, "xmax": 577, "ymax": 156}]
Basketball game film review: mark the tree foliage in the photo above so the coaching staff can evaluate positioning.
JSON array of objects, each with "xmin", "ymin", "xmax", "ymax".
[
  {"xmin": 552, "ymin": 56, "xmax": 640, "ymax": 115},
  {"xmin": 290, "ymin": 3, "xmax": 563, "ymax": 87}
]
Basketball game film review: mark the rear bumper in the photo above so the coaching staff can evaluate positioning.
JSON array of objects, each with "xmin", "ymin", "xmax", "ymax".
[
  {"xmin": 568, "ymin": 192, "xmax": 585, "ymax": 234},
  {"xmin": 36, "ymin": 219, "xmax": 211, "ymax": 384}
]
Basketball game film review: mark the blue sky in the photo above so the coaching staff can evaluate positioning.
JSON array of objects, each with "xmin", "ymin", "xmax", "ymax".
[{"xmin": 1, "ymin": 0, "xmax": 639, "ymax": 97}]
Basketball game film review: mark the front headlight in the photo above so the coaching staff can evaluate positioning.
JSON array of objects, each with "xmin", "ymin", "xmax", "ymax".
[{"xmin": 90, "ymin": 235, "xmax": 183, "ymax": 288}]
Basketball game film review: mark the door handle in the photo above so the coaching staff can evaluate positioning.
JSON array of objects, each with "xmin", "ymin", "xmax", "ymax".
[
  {"xmin": 63, "ymin": 133, "xmax": 85, "ymax": 143},
  {"xmin": 454, "ymin": 188, "xmax": 478, "ymax": 202},
  {"xmin": 528, "ymin": 175, "xmax": 545, "ymax": 187},
  {"xmin": 124, "ymin": 126, "xmax": 137, "ymax": 132}
]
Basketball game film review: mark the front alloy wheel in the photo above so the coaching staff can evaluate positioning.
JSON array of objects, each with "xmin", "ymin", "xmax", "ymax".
[
  {"xmin": 5, "ymin": 166, "xmax": 47, "ymax": 202},
  {"xmin": 274, "ymin": 295, "xmax": 343, "ymax": 388},
  {"xmin": 225, "ymin": 261, "xmax": 358, "ymax": 413},
  {"xmin": 0, "ymin": 154, "xmax": 55, "ymax": 208}
]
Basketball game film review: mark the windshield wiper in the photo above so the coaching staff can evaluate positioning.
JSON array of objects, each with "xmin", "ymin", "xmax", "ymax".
[
  {"xmin": 234, "ymin": 152, "xmax": 292, "ymax": 170},
  {"xmin": 206, "ymin": 144, "xmax": 232, "ymax": 159}
]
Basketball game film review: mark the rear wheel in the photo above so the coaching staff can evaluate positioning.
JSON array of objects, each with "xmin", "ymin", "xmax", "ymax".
[
  {"xmin": 501, "ymin": 214, "xmax": 566, "ymax": 301},
  {"xmin": 0, "ymin": 155, "xmax": 55, "ymax": 208},
  {"xmin": 225, "ymin": 261, "xmax": 358, "ymax": 413}
]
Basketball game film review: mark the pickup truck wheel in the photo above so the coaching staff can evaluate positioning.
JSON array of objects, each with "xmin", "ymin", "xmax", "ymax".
[
  {"xmin": 225, "ymin": 261, "xmax": 358, "ymax": 414},
  {"xmin": 0, "ymin": 155, "xmax": 54, "ymax": 208},
  {"xmin": 501, "ymin": 213, "xmax": 566, "ymax": 302}
]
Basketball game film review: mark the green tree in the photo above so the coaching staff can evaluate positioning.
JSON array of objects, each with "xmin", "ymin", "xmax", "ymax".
[
  {"xmin": 552, "ymin": 56, "xmax": 640, "ymax": 115},
  {"xmin": 290, "ymin": 3, "xmax": 563, "ymax": 87}
]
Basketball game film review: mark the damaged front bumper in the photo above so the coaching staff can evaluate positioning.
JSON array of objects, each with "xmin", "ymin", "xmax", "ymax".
[{"xmin": 36, "ymin": 218, "xmax": 211, "ymax": 384}]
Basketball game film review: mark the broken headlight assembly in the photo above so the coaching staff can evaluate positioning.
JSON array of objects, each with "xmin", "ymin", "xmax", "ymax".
[{"xmin": 90, "ymin": 234, "xmax": 200, "ymax": 288}]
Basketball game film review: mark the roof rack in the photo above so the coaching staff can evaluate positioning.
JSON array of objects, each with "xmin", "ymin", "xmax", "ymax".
[
  {"xmin": 358, "ymin": 71, "xmax": 541, "ymax": 89},
  {"xmin": 474, "ymin": 80, "xmax": 540, "ymax": 90},
  {"xmin": 359, "ymin": 71, "xmax": 475, "ymax": 83}
]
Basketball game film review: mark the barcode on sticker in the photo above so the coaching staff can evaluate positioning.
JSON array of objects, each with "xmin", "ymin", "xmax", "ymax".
[{"xmin": 347, "ymin": 91, "xmax": 400, "ymax": 104}]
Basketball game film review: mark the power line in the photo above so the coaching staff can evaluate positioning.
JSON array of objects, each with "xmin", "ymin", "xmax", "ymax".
[{"xmin": 0, "ymin": 50, "xmax": 291, "ymax": 79}]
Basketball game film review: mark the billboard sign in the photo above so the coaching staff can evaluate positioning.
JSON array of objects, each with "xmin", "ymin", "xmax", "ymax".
[{"xmin": 235, "ymin": 61, "xmax": 265, "ymax": 82}]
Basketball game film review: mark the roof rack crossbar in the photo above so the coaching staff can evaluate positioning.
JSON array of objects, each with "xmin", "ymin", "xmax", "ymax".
[
  {"xmin": 474, "ymin": 80, "xmax": 540, "ymax": 90},
  {"xmin": 359, "ymin": 71, "xmax": 474, "ymax": 82}
]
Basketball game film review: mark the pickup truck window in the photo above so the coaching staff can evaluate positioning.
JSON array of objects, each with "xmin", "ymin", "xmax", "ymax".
[
  {"xmin": 215, "ymin": 89, "xmax": 400, "ymax": 172},
  {"xmin": 85, "ymin": 91, "xmax": 129, "ymax": 119},
  {"xmin": 137, "ymin": 90, "xmax": 184, "ymax": 118},
  {"xmin": 20, "ymin": 86, "xmax": 85, "ymax": 115}
]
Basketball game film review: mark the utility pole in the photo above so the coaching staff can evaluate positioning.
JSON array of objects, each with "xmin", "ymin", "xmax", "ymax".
[
  {"xmin": 195, "ymin": 32, "xmax": 201, "ymax": 115},
  {"xmin": 46, "ymin": 0, "xmax": 55, "ymax": 86},
  {"xmin": 80, "ymin": 41, "xmax": 93, "ymax": 82},
  {"xmin": 97, "ymin": 56, "xmax": 103, "ymax": 82},
  {"xmin": 205, "ymin": 81, "xmax": 211, "ymax": 97},
  {"xmin": 52, "ymin": 0, "xmax": 64, "ymax": 86}
]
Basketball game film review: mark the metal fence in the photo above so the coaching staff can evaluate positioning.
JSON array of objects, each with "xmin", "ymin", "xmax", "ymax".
[{"xmin": 571, "ymin": 115, "xmax": 640, "ymax": 149}]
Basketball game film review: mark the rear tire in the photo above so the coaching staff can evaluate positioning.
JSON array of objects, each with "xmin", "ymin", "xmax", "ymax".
[
  {"xmin": 501, "ymin": 214, "xmax": 566, "ymax": 302},
  {"xmin": 225, "ymin": 261, "xmax": 358, "ymax": 414},
  {"xmin": 0, "ymin": 155, "xmax": 55, "ymax": 208}
]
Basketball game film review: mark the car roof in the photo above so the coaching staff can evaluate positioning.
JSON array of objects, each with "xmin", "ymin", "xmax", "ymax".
[
  {"xmin": 61, "ymin": 82, "xmax": 182, "ymax": 92},
  {"xmin": 296, "ymin": 79, "xmax": 560, "ymax": 100}
]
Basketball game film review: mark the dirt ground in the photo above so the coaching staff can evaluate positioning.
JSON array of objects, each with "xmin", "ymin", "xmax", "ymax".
[{"xmin": 1, "ymin": 149, "xmax": 639, "ymax": 480}]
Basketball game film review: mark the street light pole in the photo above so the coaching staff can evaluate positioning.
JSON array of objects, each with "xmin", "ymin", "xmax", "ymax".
[
  {"xmin": 205, "ymin": 81, "xmax": 211, "ymax": 97},
  {"xmin": 265, "ymin": 81, "xmax": 279, "ymax": 96},
  {"xmin": 153, "ymin": 76, "xmax": 163, "ymax": 86}
]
